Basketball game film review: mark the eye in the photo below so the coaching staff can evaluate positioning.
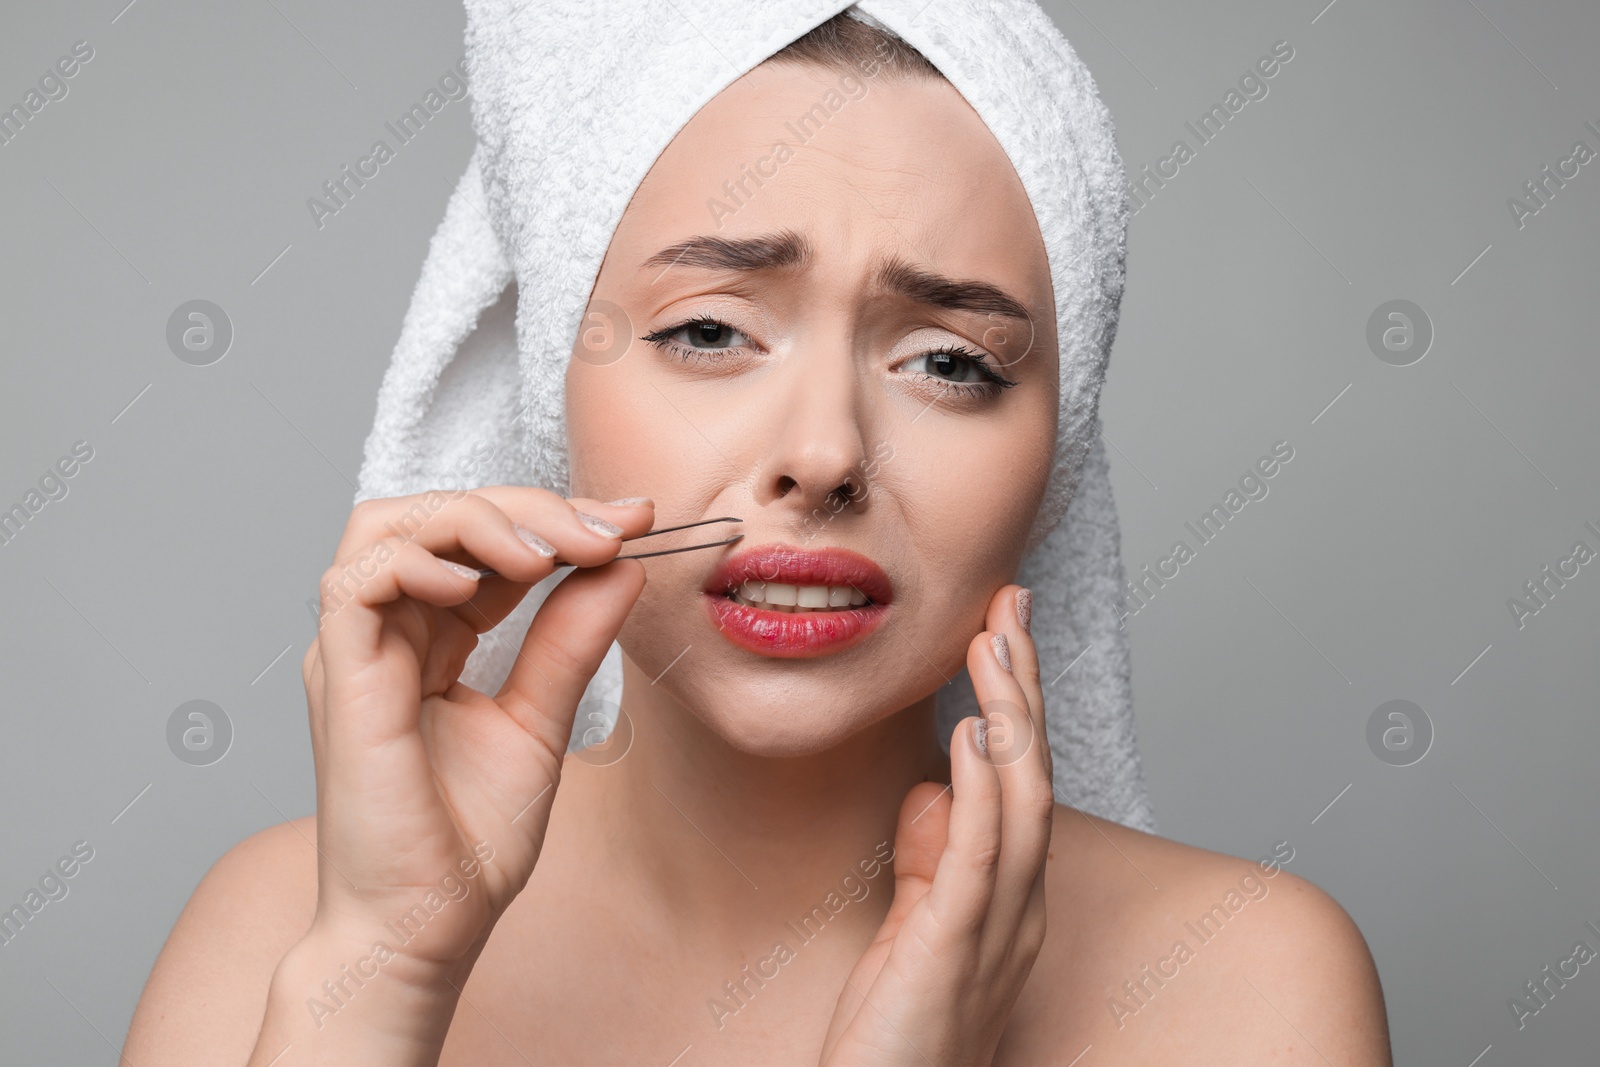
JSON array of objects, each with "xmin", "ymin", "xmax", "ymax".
[
  {"xmin": 903, "ymin": 346, "xmax": 1018, "ymax": 398},
  {"xmin": 641, "ymin": 318, "xmax": 752, "ymax": 361}
]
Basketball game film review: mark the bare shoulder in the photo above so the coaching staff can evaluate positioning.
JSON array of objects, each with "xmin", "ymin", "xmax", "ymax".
[
  {"xmin": 123, "ymin": 815, "xmax": 320, "ymax": 1064},
  {"xmin": 1003, "ymin": 805, "xmax": 1391, "ymax": 1066}
]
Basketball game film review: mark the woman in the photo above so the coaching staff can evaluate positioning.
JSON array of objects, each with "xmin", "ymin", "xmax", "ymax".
[{"xmin": 125, "ymin": 5, "xmax": 1391, "ymax": 1064}]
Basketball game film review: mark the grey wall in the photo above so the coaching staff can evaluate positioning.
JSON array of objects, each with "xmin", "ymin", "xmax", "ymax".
[{"xmin": 1, "ymin": 1, "xmax": 1595, "ymax": 1063}]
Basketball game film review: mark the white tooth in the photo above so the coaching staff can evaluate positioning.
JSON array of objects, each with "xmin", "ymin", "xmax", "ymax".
[
  {"xmin": 739, "ymin": 579, "xmax": 765, "ymax": 602},
  {"xmin": 796, "ymin": 585, "xmax": 829, "ymax": 608},
  {"xmin": 848, "ymin": 588, "xmax": 867, "ymax": 606},
  {"xmin": 828, "ymin": 586, "xmax": 851, "ymax": 607},
  {"xmin": 765, "ymin": 582, "xmax": 798, "ymax": 606}
]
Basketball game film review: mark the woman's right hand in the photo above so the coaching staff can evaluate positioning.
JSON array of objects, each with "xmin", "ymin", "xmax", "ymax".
[{"xmin": 293, "ymin": 488, "xmax": 652, "ymax": 1003}]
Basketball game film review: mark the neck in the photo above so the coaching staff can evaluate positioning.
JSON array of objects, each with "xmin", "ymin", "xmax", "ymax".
[{"xmin": 577, "ymin": 650, "xmax": 951, "ymax": 946}]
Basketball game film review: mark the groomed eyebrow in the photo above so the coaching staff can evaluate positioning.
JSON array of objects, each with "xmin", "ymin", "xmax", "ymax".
[{"xmin": 642, "ymin": 230, "xmax": 1033, "ymax": 323}]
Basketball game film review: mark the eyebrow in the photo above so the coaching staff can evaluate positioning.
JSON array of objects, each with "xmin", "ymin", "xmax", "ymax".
[{"xmin": 641, "ymin": 230, "xmax": 1033, "ymax": 323}]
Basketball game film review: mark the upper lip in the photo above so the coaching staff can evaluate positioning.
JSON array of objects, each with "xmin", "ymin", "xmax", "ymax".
[{"xmin": 703, "ymin": 543, "xmax": 895, "ymax": 605}]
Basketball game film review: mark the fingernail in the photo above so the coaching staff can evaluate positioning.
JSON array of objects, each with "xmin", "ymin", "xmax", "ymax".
[
  {"xmin": 576, "ymin": 512, "xmax": 624, "ymax": 538},
  {"xmin": 1016, "ymin": 587, "xmax": 1032, "ymax": 634},
  {"xmin": 438, "ymin": 559, "xmax": 481, "ymax": 581},
  {"xmin": 604, "ymin": 496, "xmax": 653, "ymax": 507},
  {"xmin": 972, "ymin": 715, "xmax": 990, "ymax": 758},
  {"xmin": 513, "ymin": 524, "xmax": 557, "ymax": 558},
  {"xmin": 991, "ymin": 633, "xmax": 1012, "ymax": 673}
]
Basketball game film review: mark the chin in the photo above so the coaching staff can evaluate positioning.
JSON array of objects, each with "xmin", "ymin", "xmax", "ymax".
[
  {"xmin": 620, "ymin": 621, "xmax": 922, "ymax": 758},
  {"xmin": 704, "ymin": 672, "xmax": 902, "ymax": 757}
]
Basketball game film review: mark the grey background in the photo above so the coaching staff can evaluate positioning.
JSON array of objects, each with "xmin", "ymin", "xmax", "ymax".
[{"xmin": 1, "ymin": 0, "xmax": 1595, "ymax": 1063}]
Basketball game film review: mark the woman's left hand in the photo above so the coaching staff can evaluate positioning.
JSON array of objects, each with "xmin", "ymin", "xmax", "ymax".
[{"xmin": 819, "ymin": 584, "xmax": 1053, "ymax": 1067}]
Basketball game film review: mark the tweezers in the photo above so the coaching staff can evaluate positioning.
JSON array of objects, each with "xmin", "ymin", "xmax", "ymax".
[{"xmin": 471, "ymin": 516, "xmax": 744, "ymax": 577}]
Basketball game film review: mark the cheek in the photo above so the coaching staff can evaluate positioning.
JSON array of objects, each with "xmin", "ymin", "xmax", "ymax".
[
  {"xmin": 564, "ymin": 356, "xmax": 690, "ymax": 498},
  {"xmin": 880, "ymin": 412, "xmax": 1053, "ymax": 642},
  {"xmin": 890, "ymin": 404, "xmax": 1054, "ymax": 558}
]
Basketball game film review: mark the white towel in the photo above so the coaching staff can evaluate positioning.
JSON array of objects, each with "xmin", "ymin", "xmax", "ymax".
[{"xmin": 354, "ymin": 0, "xmax": 1156, "ymax": 834}]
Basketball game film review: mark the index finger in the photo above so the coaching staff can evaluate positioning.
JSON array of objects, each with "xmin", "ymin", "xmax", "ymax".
[{"xmin": 421, "ymin": 490, "xmax": 655, "ymax": 630}]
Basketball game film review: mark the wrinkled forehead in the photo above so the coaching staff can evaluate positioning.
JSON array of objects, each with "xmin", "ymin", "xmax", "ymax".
[{"xmin": 607, "ymin": 63, "xmax": 1056, "ymax": 321}]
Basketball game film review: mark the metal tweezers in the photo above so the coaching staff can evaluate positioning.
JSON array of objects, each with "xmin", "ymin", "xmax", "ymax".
[{"xmin": 471, "ymin": 516, "xmax": 743, "ymax": 578}]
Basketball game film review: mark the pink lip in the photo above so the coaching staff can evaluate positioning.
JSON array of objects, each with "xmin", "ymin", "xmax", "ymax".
[{"xmin": 701, "ymin": 543, "xmax": 893, "ymax": 658}]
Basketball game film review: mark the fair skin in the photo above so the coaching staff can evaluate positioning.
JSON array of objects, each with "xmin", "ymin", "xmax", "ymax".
[{"xmin": 124, "ymin": 61, "xmax": 1391, "ymax": 1066}]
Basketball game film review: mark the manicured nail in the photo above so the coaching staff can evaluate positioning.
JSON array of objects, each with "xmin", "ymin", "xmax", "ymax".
[
  {"xmin": 1016, "ymin": 587, "xmax": 1032, "ymax": 634},
  {"xmin": 991, "ymin": 633, "xmax": 1012, "ymax": 673},
  {"xmin": 438, "ymin": 559, "xmax": 481, "ymax": 581},
  {"xmin": 513, "ymin": 524, "xmax": 557, "ymax": 558},
  {"xmin": 604, "ymin": 496, "xmax": 653, "ymax": 507},
  {"xmin": 972, "ymin": 715, "xmax": 990, "ymax": 758},
  {"xmin": 576, "ymin": 511, "xmax": 624, "ymax": 538}
]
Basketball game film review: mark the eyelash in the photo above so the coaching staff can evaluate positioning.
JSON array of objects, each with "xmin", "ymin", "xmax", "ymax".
[{"xmin": 639, "ymin": 318, "xmax": 1019, "ymax": 398}]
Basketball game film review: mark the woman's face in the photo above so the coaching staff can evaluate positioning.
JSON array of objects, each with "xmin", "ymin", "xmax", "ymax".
[{"xmin": 566, "ymin": 59, "xmax": 1058, "ymax": 755}]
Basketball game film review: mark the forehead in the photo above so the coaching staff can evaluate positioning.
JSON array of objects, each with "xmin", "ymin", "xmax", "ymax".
[{"xmin": 611, "ymin": 62, "xmax": 1054, "ymax": 313}]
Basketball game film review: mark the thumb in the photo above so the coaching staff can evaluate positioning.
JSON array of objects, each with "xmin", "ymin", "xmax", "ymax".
[
  {"xmin": 494, "ymin": 559, "xmax": 645, "ymax": 754},
  {"xmin": 878, "ymin": 780, "xmax": 953, "ymax": 933},
  {"xmin": 821, "ymin": 779, "xmax": 954, "ymax": 1057}
]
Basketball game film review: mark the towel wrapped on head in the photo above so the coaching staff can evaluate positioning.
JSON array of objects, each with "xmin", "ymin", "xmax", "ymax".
[{"xmin": 354, "ymin": 0, "xmax": 1157, "ymax": 834}]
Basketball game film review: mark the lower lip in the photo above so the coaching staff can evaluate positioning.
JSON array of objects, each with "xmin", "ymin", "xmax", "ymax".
[{"xmin": 702, "ymin": 593, "xmax": 889, "ymax": 657}]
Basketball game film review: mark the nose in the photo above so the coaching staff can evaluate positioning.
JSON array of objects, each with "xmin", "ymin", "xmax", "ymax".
[{"xmin": 748, "ymin": 340, "xmax": 872, "ymax": 523}]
